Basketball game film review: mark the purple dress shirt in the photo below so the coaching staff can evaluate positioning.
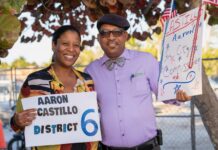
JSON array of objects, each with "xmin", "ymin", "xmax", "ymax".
[{"xmin": 85, "ymin": 49, "xmax": 161, "ymax": 147}]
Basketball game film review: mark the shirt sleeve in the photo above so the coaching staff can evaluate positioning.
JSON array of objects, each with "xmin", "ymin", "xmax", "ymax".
[
  {"xmin": 146, "ymin": 54, "xmax": 159, "ymax": 96},
  {"xmin": 84, "ymin": 66, "xmax": 90, "ymax": 75},
  {"xmin": 10, "ymin": 79, "xmax": 27, "ymax": 132},
  {"xmin": 147, "ymin": 54, "xmax": 181, "ymax": 105},
  {"xmin": 10, "ymin": 95, "xmax": 24, "ymax": 132}
]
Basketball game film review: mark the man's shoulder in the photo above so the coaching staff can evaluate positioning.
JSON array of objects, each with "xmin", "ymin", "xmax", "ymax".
[
  {"xmin": 85, "ymin": 58, "xmax": 102, "ymax": 75},
  {"xmin": 127, "ymin": 49, "xmax": 155, "ymax": 59},
  {"xmin": 86, "ymin": 58, "xmax": 102, "ymax": 69}
]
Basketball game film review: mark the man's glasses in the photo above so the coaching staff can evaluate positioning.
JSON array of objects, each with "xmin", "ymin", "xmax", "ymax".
[{"xmin": 99, "ymin": 29, "xmax": 124, "ymax": 38}]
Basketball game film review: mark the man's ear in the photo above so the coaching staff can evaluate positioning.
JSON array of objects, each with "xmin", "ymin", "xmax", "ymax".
[
  {"xmin": 126, "ymin": 33, "xmax": 130, "ymax": 41},
  {"xmin": 124, "ymin": 32, "xmax": 129, "ymax": 41}
]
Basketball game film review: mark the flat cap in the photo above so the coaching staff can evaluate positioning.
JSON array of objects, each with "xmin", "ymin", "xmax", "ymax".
[{"xmin": 97, "ymin": 14, "xmax": 130, "ymax": 30}]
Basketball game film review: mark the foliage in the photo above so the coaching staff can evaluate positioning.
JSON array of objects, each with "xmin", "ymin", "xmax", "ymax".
[
  {"xmin": 0, "ymin": 14, "xmax": 21, "ymax": 57},
  {"xmin": 0, "ymin": 0, "xmax": 26, "ymax": 14},
  {"xmin": 0, "ymin": 62, "xmax": 10, "ymax": 69},
  {"xmin": 207, "ymin": 5, "xmax": 218, "ymax": 25},
  {"xmin": 17, "ymin": 0, "xmax": 218, "ymax": 46},
  {"xmin": 0, "ymin": 56, "xmax": 39, "ymax": 68},
  {"xmin": 11, "ymin": 56, "xmax": 38, "ymax": 68},
  {"xmin": 126, "ymin": 37, "xmax": 158, "ymax": 58},
  {"xmin": 0, "ymin": 0, "xmax": 218, "ymax": 59},
  {"xmin": 202, "ymin": 48, "xmax": 218, "ymax": 76},
  {"xmin": 74, "ymin": 48, "xmax": 104, "ymax": 71},
  {"xmin": 0, "ymin": 0, "xmax": 26, "ymax": 58}
]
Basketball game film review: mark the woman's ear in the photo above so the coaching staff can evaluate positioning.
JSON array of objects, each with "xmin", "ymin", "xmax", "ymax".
[
  {"xmin": 97, "ymin": 34, "xmax": 100, "ymax": 42},
  {"xmin": 52, "ymin": 42, "xmax": 56, "ymax": 52}
]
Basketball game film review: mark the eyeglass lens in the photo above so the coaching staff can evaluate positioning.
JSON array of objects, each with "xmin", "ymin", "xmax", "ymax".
[{"xmin": 99, "ymin": 29, "xmax": 124, "ymax": 37}]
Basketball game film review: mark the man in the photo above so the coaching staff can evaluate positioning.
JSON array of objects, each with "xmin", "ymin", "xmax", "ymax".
[{"xmin": 85, "ymin": 14, "xmax": 190, "ymax": 150}]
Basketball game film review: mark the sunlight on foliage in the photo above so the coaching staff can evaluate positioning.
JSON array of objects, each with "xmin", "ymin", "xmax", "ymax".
[
  {"xmin": 203, "ymin": 48, "xmax": 218, "ymax": 76},
  {"xmin": 74, "ymin": 47, "xmax": 104, "ymax": 71},
  {"xmin": 11, "ymin": 56, "xmax": 38, "ymax": 68}
]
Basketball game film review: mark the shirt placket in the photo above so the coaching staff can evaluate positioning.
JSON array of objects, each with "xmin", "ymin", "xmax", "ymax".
[{"xmin": 114, "ymin": 66, "xmax": 126, "ymax": 143}]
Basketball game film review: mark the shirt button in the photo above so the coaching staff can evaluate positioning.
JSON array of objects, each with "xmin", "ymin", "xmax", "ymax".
[
  {"xmin": 117, "ymin": 79, "xmax": 119, "ymax": 82},
  {"xmin": 118, "ymin": 92, "xmax": 121, "ymax": 95},
  {"xmin": 118, "ymin": 105, "xmax": 121, "ymax": 108},
  {"xmin": 122, "ymin": 134, "xmax": 125, "ymax": 136}
]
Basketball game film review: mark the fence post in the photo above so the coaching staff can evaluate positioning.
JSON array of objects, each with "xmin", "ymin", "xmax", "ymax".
[{"xmin": 191, "ymin": 97, "xmax": 196, "ymax": 150}]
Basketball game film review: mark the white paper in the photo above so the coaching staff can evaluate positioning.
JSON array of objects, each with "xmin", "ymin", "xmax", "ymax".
[
  {"xmin": 22, "ymin": 92, "xmax": 101, "ymax": 147},
  {"xmin": 158, "ymin": 6, "xmax": 205, "ymax": 101}
]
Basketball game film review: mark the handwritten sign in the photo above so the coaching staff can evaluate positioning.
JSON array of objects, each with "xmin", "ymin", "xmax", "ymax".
[
  {"xmin": 22, "ymin": 92, "xmax": 101, "ymax": 147},
  {"xmin": 158, "ymin": 6, "xmax": 205, "ymax": 101}
]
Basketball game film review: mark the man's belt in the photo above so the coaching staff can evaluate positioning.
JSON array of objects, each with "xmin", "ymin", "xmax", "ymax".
[{"xmin": 101, "ymin": 136, "xmax": 159, "ymax": 150}]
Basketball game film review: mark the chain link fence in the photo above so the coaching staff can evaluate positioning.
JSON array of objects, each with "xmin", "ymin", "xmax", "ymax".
[{"xmin": 0, "ymin": 60, "xmax": 217, "ymax": 149}]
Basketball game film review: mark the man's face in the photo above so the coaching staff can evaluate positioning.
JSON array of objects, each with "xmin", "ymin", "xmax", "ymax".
[{"xmin": 98, "ymin": 24, "xmax": 128, "ymax": 59}]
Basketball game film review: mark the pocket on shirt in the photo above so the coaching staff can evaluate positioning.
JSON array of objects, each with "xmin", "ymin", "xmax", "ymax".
[{"xmin": 132, "ymin": 75, "xmax": 150, "ymax": 97}]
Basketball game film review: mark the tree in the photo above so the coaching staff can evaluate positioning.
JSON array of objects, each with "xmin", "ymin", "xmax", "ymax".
[
  {"xmin": 0, "ymin": 0, "xmax": 218, "ymax": 148},
  {"xmin": 1, "ymin": 0, "xmax": 218, "ymax": 58},
  {"xmin": 203, "ymin": 48, "xmax": 218, "ymax": 76},
  {"xmin": 11, "ymin": 56, "xmax": 38, "ymax": 68},
  {"xmin": 0, "ymin": 0, "xmax": 25, "ymax": 59},
  {"xmin": 0, "ymin": 62, "xmax": 10, "ymax": 69}
]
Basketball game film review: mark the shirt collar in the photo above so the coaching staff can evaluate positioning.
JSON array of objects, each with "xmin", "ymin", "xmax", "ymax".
[
  {"xmin": 100, "ymin": 48, "xmax": 131, "ymax": 65},
  {"xmin": 48, "ymin": 65, "xmax": 83, "ymax": 83}
]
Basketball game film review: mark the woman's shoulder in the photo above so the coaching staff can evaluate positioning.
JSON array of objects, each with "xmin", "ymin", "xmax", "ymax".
[
  {"xmin": 75, "ymin": 69, "xmax": 92, "ymax": 81},
  {"xmin": 27, "ymin": 67, "xmax": 51, "ymax": 80}
]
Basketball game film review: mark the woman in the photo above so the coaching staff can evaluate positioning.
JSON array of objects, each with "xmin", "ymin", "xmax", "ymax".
[{"xmin": 10, "ymin": 25, "xmax": 98, "ymax": 150}]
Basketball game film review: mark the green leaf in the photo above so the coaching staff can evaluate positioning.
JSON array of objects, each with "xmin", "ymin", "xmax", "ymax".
[
  {"xmin": 0, "ymin": 14, "xmax": 21, "ymax": 51},
  {"xmin": 0, "ymin": 0, "xmax": 26, "ymax": 14}
]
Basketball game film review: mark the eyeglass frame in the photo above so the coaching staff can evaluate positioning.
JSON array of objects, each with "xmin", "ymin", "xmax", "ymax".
[{"xmin": 98, "ymin": 29, "xmax": 125, "ymax": 38}]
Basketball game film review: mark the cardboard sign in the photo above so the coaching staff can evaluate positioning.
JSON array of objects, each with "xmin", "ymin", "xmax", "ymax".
[
  {"xmin": 158, "ymin": 6, "xmax": 205, "ymax": 101},
  {"xmin": 22, "ymin": 92, "xmax": 101, "ymax": 147}
]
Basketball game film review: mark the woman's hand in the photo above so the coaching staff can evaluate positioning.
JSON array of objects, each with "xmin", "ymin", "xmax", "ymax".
[
  {"xmin": 176, "ymin": 90, "xmax": 192, "ymax": 102},
  {"xmin": 14, "ymin": 108, "xmax": 37, "ymax": 128}
]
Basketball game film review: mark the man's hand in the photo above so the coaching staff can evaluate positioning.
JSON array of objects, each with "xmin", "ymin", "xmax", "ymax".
[{"xmin": 176, "ymin": 90, "xmax": 192, "ymax": 102}]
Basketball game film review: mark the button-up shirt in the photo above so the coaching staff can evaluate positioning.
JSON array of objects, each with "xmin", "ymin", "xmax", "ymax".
[{"xmin": 85, "ymin": 49, "xmax": 160, "ymax": 147}]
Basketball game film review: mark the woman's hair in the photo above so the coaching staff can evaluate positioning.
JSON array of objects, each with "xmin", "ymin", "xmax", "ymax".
[{"xmin": 52, "ymin": 25, "xmax": 81, "ymax": 45}]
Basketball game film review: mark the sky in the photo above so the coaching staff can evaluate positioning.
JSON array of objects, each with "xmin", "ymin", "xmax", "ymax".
[{"xmin": 3, "ymin": 36, "xmax": 53, "ymax": 65}]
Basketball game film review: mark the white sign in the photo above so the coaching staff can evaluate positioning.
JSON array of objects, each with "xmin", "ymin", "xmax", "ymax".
[
  {"xmin": 22, "ymin": 92, "xmax": 101, "ymax": 147},
  {"xmin": 158, "ymin": 6, "xmax": 205, "ymax": 101}
]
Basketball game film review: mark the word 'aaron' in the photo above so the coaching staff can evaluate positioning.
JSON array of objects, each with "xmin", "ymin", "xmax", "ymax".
[{"xmin": 38, "ymin": 95, "xmax": 68, "ymax": 105}]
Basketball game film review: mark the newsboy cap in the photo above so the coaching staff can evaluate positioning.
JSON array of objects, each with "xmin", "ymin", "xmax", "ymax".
[{"xmin": 97, "ymin": 14, "xmax": 130, "ymax": 30}]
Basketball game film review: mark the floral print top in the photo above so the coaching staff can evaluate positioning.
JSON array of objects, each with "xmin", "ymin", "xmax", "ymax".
[{"xmin": 10, "ymin": 66, "xmax": 98, "ymax": 150}]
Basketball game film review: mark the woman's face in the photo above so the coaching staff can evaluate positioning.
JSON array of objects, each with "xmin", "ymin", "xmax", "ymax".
[{"xmin": 52, "ymin": 30, "xmax": 81, "ymax": 68}]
